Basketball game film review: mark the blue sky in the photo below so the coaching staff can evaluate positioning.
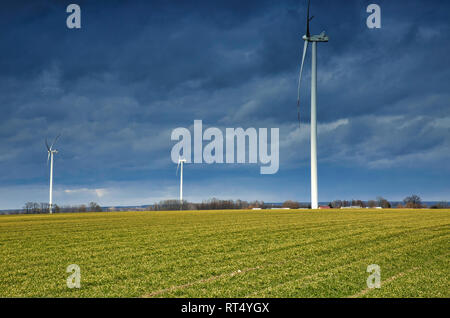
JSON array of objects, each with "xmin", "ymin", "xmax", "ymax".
[{"xmin": 1, "ymin": 0, "xmax": 449, "ymax": 209}]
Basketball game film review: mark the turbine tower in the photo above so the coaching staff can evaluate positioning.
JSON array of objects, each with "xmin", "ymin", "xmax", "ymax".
[
  {"xmin": 45, "ymin": 134, "xmax": 60, "ymax": 214},
  {"xmin": 176, "ymin": 157, "xmax": 187, "ymax": 205},
  {"xmin": 297, "ymin": 0, "xmax": 328, "ymax": 209}
]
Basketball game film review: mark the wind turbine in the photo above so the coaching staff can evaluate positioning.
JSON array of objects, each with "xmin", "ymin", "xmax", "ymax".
[
  {"xmin": 45, "ymin": 134, "xmax": 60, "ymax": 214},
  {"xmin": 297, "ymin": 0, "xmax": 328, "ymax": 209},
  {"xmin": 176, "ymin": 157, "xmax": 187, "ymax": 206}
]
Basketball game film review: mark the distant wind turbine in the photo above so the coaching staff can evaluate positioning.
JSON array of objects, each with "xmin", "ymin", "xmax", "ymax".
[
  {"xmin": 176, "ymin": 157, "xmax": 187, "ymax": 206},
  {"xmin": 45, "ymin": 134, "xmax": 60, "ymax": 214},
  {"xmin": 297, "ymin": 0, "xmax": 328, "ymax": 209}
]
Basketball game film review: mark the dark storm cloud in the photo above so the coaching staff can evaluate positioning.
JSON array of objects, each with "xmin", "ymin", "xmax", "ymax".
[{"xmin": 0, "ymin": 0, "xmax": 449, "ymax": 208}]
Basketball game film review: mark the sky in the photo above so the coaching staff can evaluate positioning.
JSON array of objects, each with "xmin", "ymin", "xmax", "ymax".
[{"xmin": 0, "ymin": 0, "xmax": 449, "ymax": 209}]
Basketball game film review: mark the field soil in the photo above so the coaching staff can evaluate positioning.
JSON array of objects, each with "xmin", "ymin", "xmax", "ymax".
[{"xmin": 0, "ymin": 209, "xmax": 448, "ymax": 297}]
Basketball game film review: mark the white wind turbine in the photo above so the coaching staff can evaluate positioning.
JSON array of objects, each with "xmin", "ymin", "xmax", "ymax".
[
  {"xmin": 297, "ymin": 0, "xmax": 328, "ymax": 209},
  {"xmin": 176, "ymin": 157, "xmax": 187, "ymax": 205},
  {"xmin": 45, "ymin": 134, "xmax": 60, "ymax": 214}
]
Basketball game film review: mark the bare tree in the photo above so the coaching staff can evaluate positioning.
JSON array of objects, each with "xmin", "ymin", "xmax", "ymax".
[
  {"xmin": 24, "ymin": 202, "xmax": 34, "ymax": 214},
  {"xmin": 377, "ymin": 196, "xmax": 391, "ymax": 208},
  {"xmin": 352, "ymin": 199, "xmax": 365, "ymax": 208},
  {"xmin": 431, "ymin": 201, "xmax": 449, "ymax": 209},
  {"xmin": 403, "ymin": 195, "xmax": 422, "ymax": 208},
  {"xmin": 89, "ymin": 202, "xmax": 102, "ymax": 212},
  {"xmin": 330, "ymin": 200, "xmax": 343, "ymax": 208},
  {"xmin": 282, "ymin": 200, "xmax": 300, "ymax": 209},
  {"xmin": 40, "ymin": 202, "xmax": 50, "ymax": 213}
]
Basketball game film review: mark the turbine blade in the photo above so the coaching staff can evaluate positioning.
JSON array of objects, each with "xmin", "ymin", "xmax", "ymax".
[
  {"xmin": 297, "ymin": 40, "xmax": 309, "ymax": 127},
  {"xmin": 50, "ymin": 133, "xmax": 61, "ymax": 150},
  {"xmin": 45, "ymin": 138, "xmax": 50, "ymax": 151},
  {"xmin": 306, "ymin": 0, "xmax": 311, "ymax": 38},
  {"xmin": 176, "ymin": 160, "xmax": 180, "ymax": 176},
  {"xmin": 47, "ymin": 152, "xmax": 50, "ymax": 165}
]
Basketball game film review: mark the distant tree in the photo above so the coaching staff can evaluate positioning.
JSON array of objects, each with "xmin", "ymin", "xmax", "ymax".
[
  {"xmin": 155, "ymin": 199, "xmax": 183, "ymax": 210},
  {"xmin": 431, "ymin": 201, "xmax": 449, "ymax": 209},
  {"xmin": 377, "ymin": 196, "xmax": 391, "ymax": 209},
  {"xmin": 89, "ymin": 202, "xmax": 102, "ymax": 212},
  {"xmin": 249, "ymin": 200, "xmax": 265, "ymax": 209},
  {"xmin": 403, "ymin": 195, "xmax": 422, "ymax": 208},
  {"xmin": 24, "ymin": 202, "xmax": 34, "ymax": 214},
  {"xmin": 40, "ymin": 202, "xmax": 49, "ymax": 213},
  {"xmin": 282, "ymin": 200, "xmax": 300, "ymax": 209},
  {"xmin": 32, "ymin": 202, "xmax": 40, "ymax": 214},
  {"xmin": 352, "ymin": 199, "xmax": 365, "ymax": 208},
  {"xmin": 22, "ymin": 202, "xmax": 49, "ymax": 214},
  {"xmin": 437, "ymin": 201, "xmax": 449, "ymax": 209},
  {"xmin": 330, "ymin": 200, "xmax": 343, "ymax": 209},
  {"xmin": 368, "ymin": 200, "xmax": 377, "ymax": 208}
]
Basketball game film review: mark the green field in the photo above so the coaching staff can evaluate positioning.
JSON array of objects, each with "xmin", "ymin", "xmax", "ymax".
[{"xmin": 0, "ymin": 209, "xmax": 448, "ymax": 297}]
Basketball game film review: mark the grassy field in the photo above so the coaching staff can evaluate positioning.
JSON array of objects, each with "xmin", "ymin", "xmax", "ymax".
[{"xmin": 0, "ymin": 209, "xmax": 448, "ymax": 298}]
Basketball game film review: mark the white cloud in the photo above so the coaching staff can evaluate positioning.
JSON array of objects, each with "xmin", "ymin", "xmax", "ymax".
[
  {"xmin": 64, "ymin": 188, "xmax": 108, "ymax": 198},
  {"xmin": 431, "ymin": 117, "xmax": 450, "ymax": 129},
  {"xmin": 94, "ymin": 188, "xmax": 108, "ymax": 198}
]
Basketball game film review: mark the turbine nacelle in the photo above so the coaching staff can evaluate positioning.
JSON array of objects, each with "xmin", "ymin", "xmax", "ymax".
[{"xmin": 303, "ymin": 31, "xmax": 329, "ymax": 42}]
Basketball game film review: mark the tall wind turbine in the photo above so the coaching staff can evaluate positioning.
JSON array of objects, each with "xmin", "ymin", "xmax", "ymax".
[
  {"xmin": 176, "ymin": 157, "xmax": 187, "ymax": 205},
  {"xmin": 297, "ymin": 0, "xmax": 328, "ymax": 209},
  {"xmin": 46, "ymin": 134, "xmax": 60, "ymax": 214}
]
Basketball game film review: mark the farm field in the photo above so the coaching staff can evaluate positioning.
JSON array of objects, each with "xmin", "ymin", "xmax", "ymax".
[{"xmin": 0, "ymin": 209, "xmax": 448, "ymax": 298}]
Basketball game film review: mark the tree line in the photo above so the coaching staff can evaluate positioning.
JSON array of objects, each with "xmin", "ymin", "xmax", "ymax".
[
  {"xmin": 151, "ymin": 198, "xmax": 268, "ymax": 211},
  {"xmin": 22, "ymin": 202, "xmax": 102, "ymax": 214},
  {"xmin": 17, "ymin": 194, "xmax": 449, "ymax": 214},
  {"xmin": 327, "ymin": 195, "xmax": 448, "ymax": 209},
  {"xmin": 328, "ymin": 196, "xmax": 392, "ymax": 209},
  {"xmin": 150, "ymin": 195, "xmax": 448, "ymax": 210}
]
